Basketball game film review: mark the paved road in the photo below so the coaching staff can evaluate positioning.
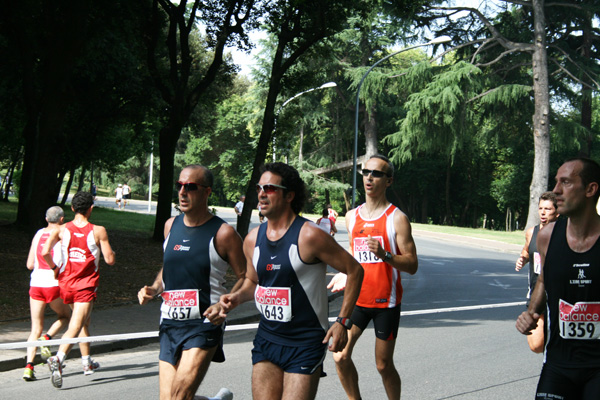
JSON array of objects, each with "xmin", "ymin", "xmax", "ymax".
[{"xmin": 0, "ymin": 219, "xmax": 541, "ymax": 399}]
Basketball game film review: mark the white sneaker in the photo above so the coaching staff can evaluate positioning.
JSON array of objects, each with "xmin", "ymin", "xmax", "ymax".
[
  {"xmin": 47, "ymin": 356, "xmax": 62, "ymax": 388},
  {"xmin": 83, "ymin": 359, "xmax": 100, "ymax": 375},
  {"xmin": 214, "ymin": 387, "xmax": 233, "ymax": 400}
]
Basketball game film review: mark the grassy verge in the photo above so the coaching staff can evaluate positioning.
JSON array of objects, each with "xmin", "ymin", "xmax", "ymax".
[
  {"xmin": 411, "ymin": 223, "xmax": 525, "ymax": 245},
  {"xmin": 0, "ymin": 199, "xmax": 155, "ymax": 235}
]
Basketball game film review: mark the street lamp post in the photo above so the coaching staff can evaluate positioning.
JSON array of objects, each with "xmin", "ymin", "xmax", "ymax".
[
  {"xmin": 272, "ymin": 81, "xmax": 337, "ymax": 161},
  {"xmin": 352, "ymin": 37, "xmax": 450, "ymax": 208}
]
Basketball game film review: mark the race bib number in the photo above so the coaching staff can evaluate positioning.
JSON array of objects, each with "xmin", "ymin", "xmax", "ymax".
[
  {"xmin": 160, "ymin": 289, "xmax": 201, "ymax": 321},
  {"xmin": 533, "ymin": 252, "xmax": 541, "ymax": 275},
  {"xmin": 559, "ymin": 299, "xmax": 600, "ymax": 340},
  {"xmin": 255, "ymin": 285, "xmax": 292, "ymax": 322},
  {"xmin": 353, "ymin": 236, "xmax": 384, "ymax": 264}
]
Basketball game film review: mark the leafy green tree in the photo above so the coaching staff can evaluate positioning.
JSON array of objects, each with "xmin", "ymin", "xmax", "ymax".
[
  {"xmin": 0, "ymin": 0, "xmax": 156, "ymax": 232},
  {"xmin": 236, "ymin": 0, "xmax": 378, "ymax": 237},
  {"xmin": 145, "ymin": 0, "xmax": 259, "ymax": 240}
]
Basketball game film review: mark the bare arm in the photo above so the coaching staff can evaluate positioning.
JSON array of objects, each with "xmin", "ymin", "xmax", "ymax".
[
  {"xmin": 516, "ymin": 222, "xmax": 554, "ymax": 334},
  {"xmin": 220, "ymin": 227, "xmax": 259, "ymax": 314},
  {"xmin": 214, "ymin": 223, "xmax": 246, "ymax": 293},
  {"xmin": 515, "ymin": 226, "xmax": 534, "ymax": 271},
  {"xmin": 94, "ymin": 225, "xmax": 115, "ymax": 265},
  {"xmin": 137, "ymin": 217, "xmax": 174, "ymax": 305},
  {"xmin": 26, "ymin": 232, "xmax": 40, "ymax": 270},
  {"xmin": 364, "ymin": 210, "xmax": 418, "ymax": 275},
  {"xmin": 204, "ymin": 223, "xmax": 247, "ymax": 324},
  {"xmin": 300, "ymin": 223, "xmax": 364, "ymax": 352}
]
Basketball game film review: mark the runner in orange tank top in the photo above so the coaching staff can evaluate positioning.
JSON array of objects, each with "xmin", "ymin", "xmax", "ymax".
[{"xmin": 329, "ymin": 154, "xmax": 418, "ymax": 400}]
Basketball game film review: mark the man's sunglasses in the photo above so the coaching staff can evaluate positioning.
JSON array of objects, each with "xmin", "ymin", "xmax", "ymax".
[
  {"xmin": 175, "ymin": 181, "xmax": 209, "ymax": 191},
  {"xmin": 361, "ymin": 169, "xmax": 390, "ymax": 178},
  {"xmin": 256, "ymin": 183, "xmax": 287, "ymax": 194}
]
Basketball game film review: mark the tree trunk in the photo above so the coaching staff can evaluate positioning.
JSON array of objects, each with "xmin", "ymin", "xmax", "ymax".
[
  {"xmin": 525, "ymin": 0, "xmax": 551, "ymax": 230},
  {"xmin": 579, "ymin": 11, "xmax": 592, "ymax": 157},
  {"xmin": 153, "ymin": 124, "xmax": 180, "ymax": 241},
  {"xmin": 298, "ymin": 124, "xmax": 304, "ymax": 165},
  {"xmin": 444, "ymin": 160, "xmax": 453, "ymax": 225},
  {"xmin": 61, "ymin": 168, "xmax": 75, "ymax": 206},
  {"xmin": 364, "ymin": 105, "xmax": 378, "ymax": 159}
]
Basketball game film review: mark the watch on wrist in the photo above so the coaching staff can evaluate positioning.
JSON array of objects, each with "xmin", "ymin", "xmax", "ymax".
[
  {"xmin": 335, "ymin": 316, "xmax": 353, "ymax": 329},
  {"xmin": 383, "ymin": 251, "xmax": 393, "ymax": 262}
]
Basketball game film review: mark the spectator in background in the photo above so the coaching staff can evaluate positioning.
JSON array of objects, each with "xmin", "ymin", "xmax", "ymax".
[
  {"xmin": 316, "ymin": 207, "xmax": 337, "ymax": 236},
  {"xmin": 234, "ymin": 195, "xmax": 245, "ymax": 228}
]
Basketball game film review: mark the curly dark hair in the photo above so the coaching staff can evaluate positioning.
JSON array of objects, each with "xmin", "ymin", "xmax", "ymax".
[
  {"xmin": 72, "ymin": 191, "xmax": 94, "ymax": 214},
  {"xmin": 260, "ymin": 162, "xmax": 307, "ymax": 215}
]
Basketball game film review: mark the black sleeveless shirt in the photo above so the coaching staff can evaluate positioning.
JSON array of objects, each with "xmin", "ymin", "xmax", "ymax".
[{"xmin": 544, "ymin": 218, "xmax": 600, "ymax": 367}]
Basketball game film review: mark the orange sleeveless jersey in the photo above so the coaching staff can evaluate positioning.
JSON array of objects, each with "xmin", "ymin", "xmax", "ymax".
[{"xmin": 349, "ymin": 204, "xmax": 402, "ymax": 308}]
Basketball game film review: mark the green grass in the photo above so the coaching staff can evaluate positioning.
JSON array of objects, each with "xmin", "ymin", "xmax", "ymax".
[
  {"xmin": 411, "ymin": 223, "xmax": 525, "ymax": 245},
  {"xmin": 0, "ymin": 199, "xmax": 155, "ymax": 234},
  {"xmin": 1, "ymin": 201, "xmax": 526, "ymax": 244}
]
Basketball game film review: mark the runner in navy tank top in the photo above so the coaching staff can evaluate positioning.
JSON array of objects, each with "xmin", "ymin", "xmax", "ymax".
[
  {"xmin": 138, "ymin": 165, "xmax": 245, "ymax": 400},
  {"xmin": 220, "ymin": 162, "xmax": 363, "ymax": 400},
  {"xmin": 516, "ymin": 158, "xmax": 600, "ymax": 400}
]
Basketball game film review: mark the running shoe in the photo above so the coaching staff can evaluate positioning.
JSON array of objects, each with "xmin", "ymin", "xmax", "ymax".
[
  {"xmin": 83, "ymin": 359, "xmax": 100, "ymax": 375},
  {"xmin": 22, "ymin": 367, "xmax": 36, "ymax": 381},
  {"xmin": 38, "ymin": 336, "xmax": 51, "ymax": 360},
  {"xmin": 214, "ymin": 387, "xmax": 233, "ymax": 400},
  {"xmin": 47, "ymin": 356, "xmax": 62, "ymax": 388}
]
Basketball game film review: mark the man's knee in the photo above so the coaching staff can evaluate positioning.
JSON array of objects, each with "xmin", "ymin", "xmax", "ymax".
[{"xmin": 376, "ymin": 356, "xmax": 396, "ymax": 375}]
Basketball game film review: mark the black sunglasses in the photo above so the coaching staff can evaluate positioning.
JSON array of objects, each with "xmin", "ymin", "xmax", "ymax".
[
  {"xmin": 175, "ymin": 181, "xmax": 209, "ymax": 191},
  {"xmin": 361, "ymin": 169, "xmax": 390, "ymax": 178},
  {"xmin": 256, "ymin": 183, "xmax": 287, "ymax": 194}
]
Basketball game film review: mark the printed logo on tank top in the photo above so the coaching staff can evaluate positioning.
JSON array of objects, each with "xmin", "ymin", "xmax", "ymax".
[
  {"xmin": 74, "ymin": 232, "xmax": 84, "ymax": 238},
  {"xmin": 570, "ymin": 263, "xmax": 592, "ymax": 287},
  {"xmin": 173, "ymin": 244, "xmax": 191, "ymax": 252},
  {"xmin": 266, "ymin": 263, "xmax": 281, "ymax": 271},
  {"xmin": 69, "ymin": 247, "xmax": 88, "ymax": 262}
]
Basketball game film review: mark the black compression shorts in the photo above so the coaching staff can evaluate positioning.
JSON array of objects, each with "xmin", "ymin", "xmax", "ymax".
[{"xmin": 351, "ymin": 304, "xmax": 401, "ymax": 341}]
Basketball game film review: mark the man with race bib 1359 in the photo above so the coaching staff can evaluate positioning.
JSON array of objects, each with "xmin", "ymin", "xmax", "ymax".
[
  {"xmin": 516, "ymin": 158, "xmax": 600, "ymax": 400},
  {"xmin": 138, "ymin": 165, "xmax": 245, "ymax": 400}
]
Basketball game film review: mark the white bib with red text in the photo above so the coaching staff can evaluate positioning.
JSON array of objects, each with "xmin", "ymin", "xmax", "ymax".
[
  {"xmin": 160, "ymin": 289, "xmax": 201, "ymax": 321},
  {"xmin": 255, "ymin": 285, "xmax": 292, "ymax": 322},
  {"xmin": 558, "ymin": 299, "xmax": 600, "ymax": 340},
  {"xmin": 353, "ymin": 236, "xmax": 384, "ymax": 264}
]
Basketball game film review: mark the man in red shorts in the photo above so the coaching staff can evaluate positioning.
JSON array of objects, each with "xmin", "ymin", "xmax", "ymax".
[
  {"xmin": 23, "ymin": 206, "xmax": 71, "ymax": 381},
  {"xmin": 42, "ymin": 191, "xmax": 116, "ymax": 388}
]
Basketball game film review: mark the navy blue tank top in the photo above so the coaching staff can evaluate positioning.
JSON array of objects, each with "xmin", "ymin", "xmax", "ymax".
[
  {"xmin": 254, "ymin": 216, "xmax": 328, "ymax": 346},
  {"xmin": 162, "ymin": 214, "xmax": 229, "ymax": 323},
  {"xmin": 527, "ymin": 225, "xmax": 540, "ymax": 297},
  {"xmin": 544, "ymin": 218, "xmax": 600, "ymax": 367}
]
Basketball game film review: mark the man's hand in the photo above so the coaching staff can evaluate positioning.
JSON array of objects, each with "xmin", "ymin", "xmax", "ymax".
[
  {"xmin": 323, "ymin": 322, "xmax": 348, "ymax": 352},
  {"xmin": 204, "ymin": 303, "xmax": 226, "ymax": 326},
  {"xmin": 327, "ymin": 272, "xmax": 347, "ymax": 293},
  {"xmin": 138, "ymin": 286, "xmax": 157, "ymax": 305},
  {"xmin": 515, "ymin": 256, "xmax": 526, "ymax": 271},
  {"xmin": 219, "ymin": 293, "xmax": 240, "ymax": 314},
  {"xmin": 516, "ymin": 311, "xmax": 540, "ymax": 335},
  {"xmin": 366, "ymin": 235, "xmax": 384, "ymax": 259}
]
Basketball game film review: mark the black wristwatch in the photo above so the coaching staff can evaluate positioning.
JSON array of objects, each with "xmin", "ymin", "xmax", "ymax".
[
  {"xmin": 383, "ymin": 251, "xmax": 393, "ymax": 262},
  {"xmin": 335, "ymin": 316, "xmax": 353, "ymax": 329}
]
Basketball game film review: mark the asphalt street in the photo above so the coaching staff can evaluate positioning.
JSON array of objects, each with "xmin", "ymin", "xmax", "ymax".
[{"xmin": 1, "ymin": 196, "xmax": 540, "ymax": 398}]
